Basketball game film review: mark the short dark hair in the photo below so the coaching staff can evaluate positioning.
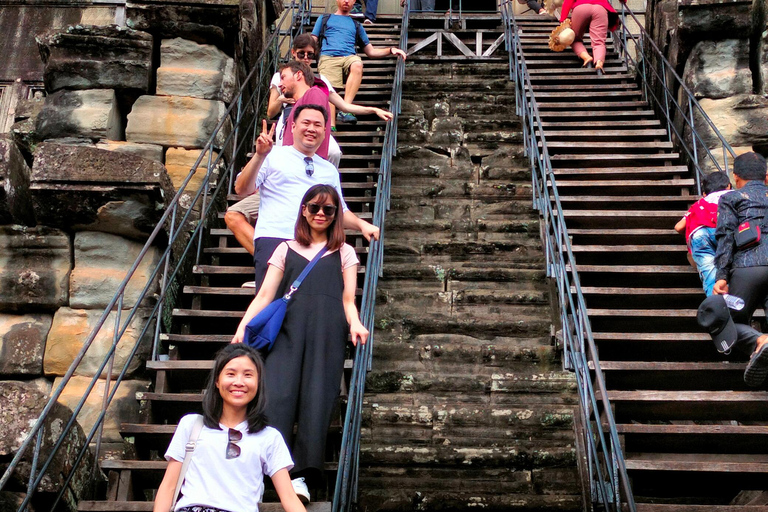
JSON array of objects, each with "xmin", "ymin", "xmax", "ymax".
[
  {"xmin": 202, "ymin": 344, "xmax": 267, "ymax": 434},
  {"xmin": 293, "ymin": 103, "xmax": 328, "ymax": 124},
  {"xmin": 292, "ymin": 33, "xmax": 317, "ymax": 53},
  {"xmin": 733, "ymin": 152, "xmax": 767, "ymax": 181},
  {"xmin": 280, "ymin": 60, "xmax": 314, "ymax": 86},
  {"xmin": 703, "ymin": 172, "xmax": 730, "ymax": 195},
  {"xmin": 295, "ymin": 184, "xmax": 346, "ymax": 251}
]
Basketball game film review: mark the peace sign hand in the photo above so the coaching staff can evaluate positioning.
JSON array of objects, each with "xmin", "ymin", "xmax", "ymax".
[{"xmin": 255, "ymin": 119, "xmax": 276, "ymax": 156}]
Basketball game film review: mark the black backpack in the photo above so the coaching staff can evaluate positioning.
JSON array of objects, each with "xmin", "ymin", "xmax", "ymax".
[{"xmin": 316, "ymin": 13, "xmax": 367, "ymax": 52}]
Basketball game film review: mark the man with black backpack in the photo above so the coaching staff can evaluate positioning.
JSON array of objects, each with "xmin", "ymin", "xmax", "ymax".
[{"xmin": 312, "ymin": 0, "xmax": 407, "ymax": 124}]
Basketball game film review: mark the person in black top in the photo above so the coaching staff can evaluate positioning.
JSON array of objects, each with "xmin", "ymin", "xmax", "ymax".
[{"xmin": 712, "ymin": 152, "xmax": 768, "ymax": 386}]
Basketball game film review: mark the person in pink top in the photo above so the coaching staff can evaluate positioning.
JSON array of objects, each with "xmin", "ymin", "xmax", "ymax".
[{"xmin": 559, "ymin": 0, "xmax": 623, "ymax": 70}]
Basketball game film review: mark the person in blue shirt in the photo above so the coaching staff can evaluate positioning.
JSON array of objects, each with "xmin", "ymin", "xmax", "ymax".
[{"xmin": 312, "ymin": 0, "xmax": 407, "ymax": 124}]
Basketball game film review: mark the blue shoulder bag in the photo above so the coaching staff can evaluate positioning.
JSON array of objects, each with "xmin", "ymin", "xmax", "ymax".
[{"xmin": 244, "ymin": 246, "xmax": 328, "ymax": 352}]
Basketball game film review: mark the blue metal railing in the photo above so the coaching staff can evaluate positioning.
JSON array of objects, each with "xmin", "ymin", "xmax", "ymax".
[
  {"xmin": 500, "ymin": 2, "xmax": 635, "ymax": 510},
  {"xmin": 0, "ymin": 1, "xmax": 312, "ymax": 509},
  {"xmin": 613, "ymin": 3, "xmax": 736, "ymax": 195},
  {"xmin": 332, "ymin": 5, "xmax": 409, "ymax": 512}
]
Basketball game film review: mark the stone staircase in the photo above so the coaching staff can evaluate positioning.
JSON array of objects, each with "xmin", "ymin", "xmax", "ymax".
[
  {"xmin": 75, "ymin": 15, "xmax": 405, "ymax": 512},
  {"xmin": 515, "ymin": 14, "xmax": 768, "ymax": 512},
  {"xmin": 359, "ymin": 15, "xmax": 581, "ymax": 511}
]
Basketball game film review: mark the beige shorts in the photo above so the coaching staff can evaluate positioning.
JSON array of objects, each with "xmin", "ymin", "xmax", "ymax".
[
  {"xmin": 318, "ymin": 55, "xmax": 363, "ymax": 89},
  {"xmin": 227, "ymin": 192, "xmax": 260, "ymax": 226}
]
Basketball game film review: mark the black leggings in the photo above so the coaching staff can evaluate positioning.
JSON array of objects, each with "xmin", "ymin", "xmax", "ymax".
[
  {"xmin": 527, "ymin": 0, "xmax": 543, "ymax": 11},
  {"xmin": 727, "ymin": 266, "xmax": 768, "ymax": 355}
]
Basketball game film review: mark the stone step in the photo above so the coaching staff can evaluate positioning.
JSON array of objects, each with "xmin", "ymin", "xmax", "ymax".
[
  {"xmin": 380, "ymin": 262, "xmax": 547, "ymax": 282},
  {"xmin": 373, "ymin": 312, "xmax": 552, "ymax": 341},
  {"xmin": 360, "ymin": 443, "xmax": 576, "ymax": 468}
]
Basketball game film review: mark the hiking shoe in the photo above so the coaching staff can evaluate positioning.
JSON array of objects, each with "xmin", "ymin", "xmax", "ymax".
[
  {"xmin": 241, "ymin": 281, "xmax": 256, "ymax": 289},
  {"xmin": 745, "ymin": 343, "xmax": 768, "ymax": 387},
  {"xmin": 350, "ymin": 2, "xmax": 364, "ymax": 17},
  {"xmin": 337, "ymin": 112, "xmax": 357, "ymax": 124},
  {"xmin": 292, "ymin": 477, "xmax": 310, "ymax": 504},
  {"xmin": 363, "ymin": 18, "xmax": 373, "ymax": 24}
]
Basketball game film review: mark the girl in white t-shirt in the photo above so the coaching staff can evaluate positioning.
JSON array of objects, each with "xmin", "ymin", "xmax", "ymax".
[
  {"xmin": 232, "ymin": 184, "xmax": 368, "ymax": 502},
  {"xmin": 153, "ymin": 344, "xmax": 306, "ymax": 512}
]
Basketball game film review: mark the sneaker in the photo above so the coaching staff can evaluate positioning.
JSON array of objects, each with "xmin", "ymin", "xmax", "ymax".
[
  {"xmin": 292, "ymin": 477, "xmax": 310, "ymax": 504},
  {"xmin": 336, "ymin": 112, "xmax": 358, "ymax": 124},
  {"xmin": 350, "ymin": 2, "xmax": 364, "ymax": 17},
  {"xmin": 241, "ymin": 281, "xmax": 256, "ymax": 289},
  {"xmin": 331, "ymin": 126, "xmax": 338, "ymax": 132},
  {"xmin": 363, "ymin": 18, "xmax": 373, "ymax": 24},
  {"xmin": 745, "ymin": 343, "xmax": 768, "ymax": 387}
]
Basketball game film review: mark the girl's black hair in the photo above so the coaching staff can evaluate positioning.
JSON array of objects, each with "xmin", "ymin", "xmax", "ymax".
[{"xmin": 202, "ymin": 344, "xmax": 268, "ymax": 434}]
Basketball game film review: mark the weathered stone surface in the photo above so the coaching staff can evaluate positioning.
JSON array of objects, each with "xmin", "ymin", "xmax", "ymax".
[
  {"xmin": 126, "ymin": 95, "xmax": 231, "ymax": 149},
  {"xmin": 36, "ymin": 89, "xmax": 122, "ymax": 141},
  {"xmin": 761, "ymin": 18, "xmax": 768, "ymax": 95},
  {"xmin": 10, "ymin": 95, "xmax": 46, "ymax": 158},
  {"xmin": 30, "ymin": 142, "xmax": 173, "ymax": 239},
  {"xmin": 0, "ymin": 226, "xmax": 70, "ymax": 312},
  {"xmin": 0, "ymin": 314, "xmax": 53, "ymax": 375},
  {"xmin": 44, "ymin": 307, "xmax": 153, "ymax": 378},
  {"xmin": 95, "ymin": 140, "xmax": 164, "ymax": 162},
  {"xmin": 0, "ymin": 136, "xmax": 35, "ymax": 225},
  {"xmin": 70, "ymin": 231, "xmax": 160, "ymax": 309},
  {"xmin": 0, "ymin": 380, "xmax": 93, "ymax": 504},
  {"xmin": 54, "ymin": 376, "xmax": 149, "ymax": 443},
  {"xmin": 694, "ymin": 94, "xmax": 768, "ymax": 148},
  {"xmin": 37, "ymin": 25, "xmax": 153, "ymax": 93},
  {"xmin": 165, "ymin": 147, "xmax": 219, "ymax": 191},
  {"xmin": 678, "ymin": 0, "xmax": 753, "ymax": 39},
  {"xmin": 682, "ymin": 39, "xmax": 752, "ymax": 99},
  {"xmin": 126, "ymin": 0, "xmax": 241, "ymax": 52},
  {"xmin": 156, "ymin": 38, "xmax": 236, "ymax": 102}
]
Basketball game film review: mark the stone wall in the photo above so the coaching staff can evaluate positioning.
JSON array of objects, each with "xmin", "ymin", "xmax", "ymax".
[
  {"xmin": 0, "ymin": 1, "xmax": 255, "ymax": 507},
  {"xmin": 646, "ymin": 0, "xmax": 768, "ymax": 160}
]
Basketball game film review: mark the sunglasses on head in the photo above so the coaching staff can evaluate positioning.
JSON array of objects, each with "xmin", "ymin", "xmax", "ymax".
[
  {"xmin": 305, "ymin": 203, "xmax": 337, "ymax": 216},
  {"xmin": 296, "ymin": 51, "xmax": 316, "ymax": 60},
  {"xmin": 303, "ymin": 157, "xmax": 314, "ymax": 177},
  {"xmin": 226, "ymin": 428, "xmax": 242, "ymax": 459}
]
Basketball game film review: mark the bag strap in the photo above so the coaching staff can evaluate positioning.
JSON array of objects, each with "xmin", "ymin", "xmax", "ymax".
[
  {"xmin": 170, "ymin": 415, "xmax": 204, "ymax": 511},
  {"xmin": 318, "ymin": 13, "xmax": 332, "ymax": 50},
  {"xmin": 284, "ymin": 246, "xmax": 328, "ymax": 300}
]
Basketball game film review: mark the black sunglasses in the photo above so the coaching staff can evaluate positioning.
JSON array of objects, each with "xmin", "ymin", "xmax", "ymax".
[
  {"xmin": 296, "ymin": 51, "xmax": 316, "ymax": 60},
  {"xmin": 226, "ymin": 428, "xmax": 242, "ymax": 459},
  {"xmin": 305, "ymin": 203, "xmax": 337, "ymax": 216},
  {"xmin": 303, "ymin": 157, "xmax": 314, "ymax": 177}
]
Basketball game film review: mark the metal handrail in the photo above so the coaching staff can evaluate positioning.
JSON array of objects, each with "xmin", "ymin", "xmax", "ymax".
[
  {"xmin": 0, "ymin": 1, "xmax": 313, "ymax": 509},
  {"xmin": 332, "ymin": 5, "xmax": 409, "ymax": 512},
  {"xmin": 612, "ymin": 3, "xmax": 737, "ymax": 194},
  {"xmin": 500, "ymin": 1, "xmax": 636, "ymax": 510}
]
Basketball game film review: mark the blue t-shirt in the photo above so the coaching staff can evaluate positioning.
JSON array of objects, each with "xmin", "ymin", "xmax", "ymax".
[{"xmin": 312, "ymin": 14, "xmax": 370, "ymax": 57}]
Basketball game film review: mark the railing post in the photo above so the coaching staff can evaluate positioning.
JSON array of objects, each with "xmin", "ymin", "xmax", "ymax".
[{"xmin": 660, "ymin": 64, "xmax": 672, "ymax": 142}]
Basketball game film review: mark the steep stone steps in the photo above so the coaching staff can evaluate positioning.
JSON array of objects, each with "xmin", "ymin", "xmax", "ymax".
[
  {"xmin": 516, "ymin": 14, "xmax": 768, "ymax": 508},
  {"xmin": 358, "ymin": 14, "xmax": 580, "ymax": 511},
  {"xmin": 81, "ymin": 16, "xmax": 406, "ymax": 512}
]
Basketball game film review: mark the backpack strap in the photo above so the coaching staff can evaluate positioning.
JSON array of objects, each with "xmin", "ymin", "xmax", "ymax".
[
  {"xmin": 318, "ymin": 13, "xmax": 332, "ymax": 50},
  {"xmin": 170, "ymin": 415, "xmax": 204, "ymax": 512},
  {"xmin": 318, "ymin": 14, "xmax": 366, "ymax": 51}
]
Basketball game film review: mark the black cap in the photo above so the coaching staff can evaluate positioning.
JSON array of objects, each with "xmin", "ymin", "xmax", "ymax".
[{"xmin": 697, "ymin": 295, "xmax": 737, "ymax": 354}]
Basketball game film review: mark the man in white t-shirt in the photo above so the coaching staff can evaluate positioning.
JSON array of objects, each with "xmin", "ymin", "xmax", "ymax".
[{"xmin": 234, "ymin": 103, "xmax": 379, "ymax": 289}]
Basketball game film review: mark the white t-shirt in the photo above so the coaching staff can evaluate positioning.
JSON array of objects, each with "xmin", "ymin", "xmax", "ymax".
[
  {"xmin": 252, "ymin": 145, "xmax": 348, "ymax": 241},
  {"xmin": 165, "ymin": 414, "xmax": 293, "ymax": 512},
  {"xmin": 269, "ymin": 240, "xmax": 359, "ymax": 271},
  {"xmin": 270, "ymin": 72, "xmax": 335, "ymax": 146}
]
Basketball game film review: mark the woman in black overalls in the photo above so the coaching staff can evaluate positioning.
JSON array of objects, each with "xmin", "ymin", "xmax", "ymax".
[{"xmin": 232, "ymin": 184, "xmax": 368, "ymax": 502}]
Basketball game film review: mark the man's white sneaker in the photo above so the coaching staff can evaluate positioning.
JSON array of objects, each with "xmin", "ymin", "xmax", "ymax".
[
  {"xmin": 292, "ymin": 477, "xmax": 310, "ymax": 504},
  {"xmin": 241, "ymin": 281, "xmax": 256, "ymax": 288}
]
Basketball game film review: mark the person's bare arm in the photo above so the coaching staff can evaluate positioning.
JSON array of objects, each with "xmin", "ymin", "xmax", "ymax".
[
  {"xmin": 674, "ymin": 216, "xmax": 687, "ymax": 234},
  {"xmin": 272, "ymin": 468, "xmax": 307, "ymax": 512},
  {"xmin": 234, "ymin": 120, "xmax": 275, "ymax": 196},
  {"xmin": 342, "ymin": 263, "xmax": 368, "ymax": 345},
  {"xmin": 363, "ymin": 44, "xmax": 407, "ymax": 59},
  {"xmin": 267, "ymin": 87, "xmax": 295, "ymax": 119},
  {"xmin": 153, "ymin": 460, "xmax": 182, "ymax": 512},
  {"xmin": 343, "ymin": 210, "xmax": 380, "ymax": 241},
  {"xmin": 328, "ymin": 91, "xmax": 393, "ymax": 121}
]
